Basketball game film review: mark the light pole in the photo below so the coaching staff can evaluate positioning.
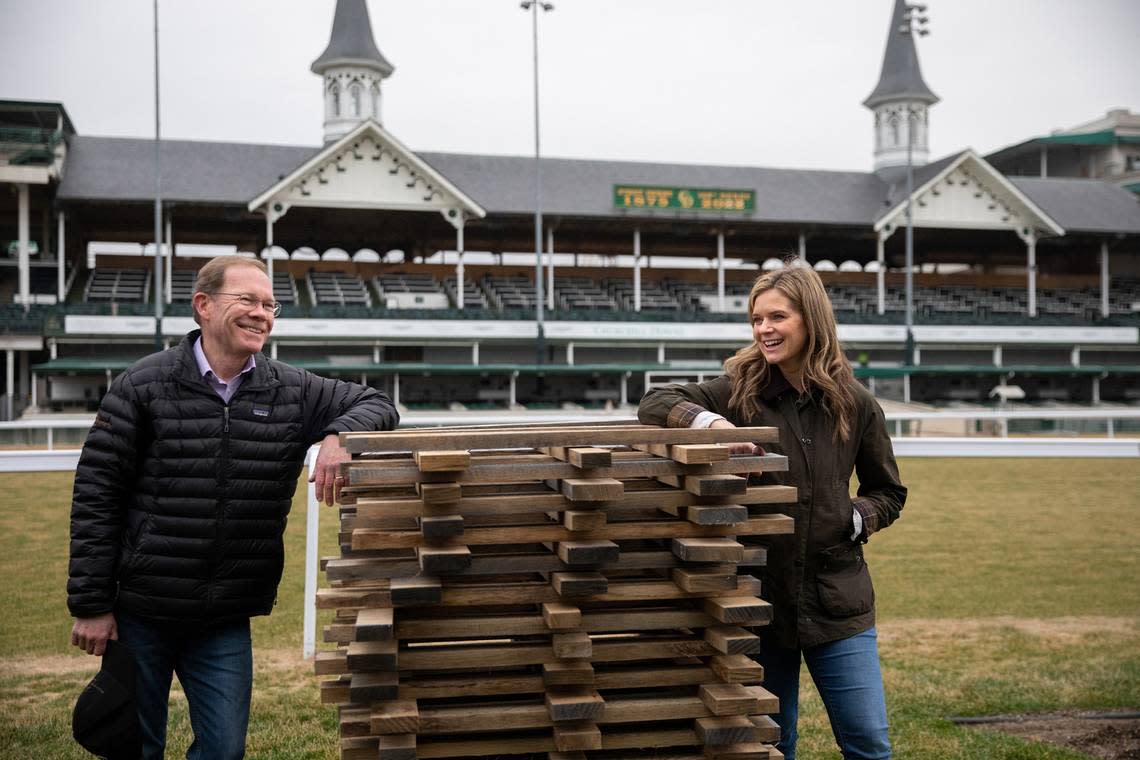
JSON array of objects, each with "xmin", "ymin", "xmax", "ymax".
[
  {"xmin": 521, "ymin": 0, "xmax": 552, "ymax": 365},
  {"xmin": 899, "ymin": 3, "xmax": 928, "ymax": 367},
  {"xmin": 152, "ymin": 0, "xmax": 164, "ymax": 353}
]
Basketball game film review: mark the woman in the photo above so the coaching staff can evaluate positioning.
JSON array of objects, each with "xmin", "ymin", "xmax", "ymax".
[{"xmin": 638, "ymin": 265, "xmax": 905, "ymax": 760}]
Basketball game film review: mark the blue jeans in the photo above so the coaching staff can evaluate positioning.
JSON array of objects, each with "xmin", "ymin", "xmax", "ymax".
[
  {"xmin": 116, "ymin": 613, "xmax": 253, "ymax": 760},
  {"xmin": 758, "ymin": 627, "xmax": 891, "ymax": 760}
]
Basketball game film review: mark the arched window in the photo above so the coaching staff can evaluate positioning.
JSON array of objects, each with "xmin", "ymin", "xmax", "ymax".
[
  {"xmin": 889, "ymin": 113, "xmax": 900, "ymax": 147},
  {"xmin": 370, "ymin": 82, "xmax": 381, "ymax": 119},
  {"xmin": 350, "ymin": 81, "xmax": 363, "ymax": 117},
  {"xmin": 328, "ymin": 81, "xmax": 341, "ymax": 118}
]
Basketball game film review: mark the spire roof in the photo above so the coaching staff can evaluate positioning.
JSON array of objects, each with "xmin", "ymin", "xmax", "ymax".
[
  {"xmin": 311, "ymin": 0, "xmax": 394, "ymax": 77},
  {"xmin": 863, "ymin": 0, "xmax": 938, "ymax": 109}
]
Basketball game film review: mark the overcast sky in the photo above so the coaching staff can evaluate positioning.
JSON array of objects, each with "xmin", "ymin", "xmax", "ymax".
[{"xmin": 2, "ymin": 0, "xmax": 1138, "ymax": 172}]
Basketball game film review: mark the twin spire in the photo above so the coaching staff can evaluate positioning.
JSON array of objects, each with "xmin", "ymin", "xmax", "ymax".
[
  {"xmin": 312, "ymin": 0, "xmax": 395, "ymax": 143},
  {"xmin": 863, "ymin": 0, "xmax": 939, "ymax": 175}
]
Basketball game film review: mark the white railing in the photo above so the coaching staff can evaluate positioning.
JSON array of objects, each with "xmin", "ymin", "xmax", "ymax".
[
  {"xmin": 3, "ymin": 407, "xmax": 1139, "ymax": 451},
  {"xmin": 882, "ymin": 408, "xmax": 1140, "ymax": 438}
]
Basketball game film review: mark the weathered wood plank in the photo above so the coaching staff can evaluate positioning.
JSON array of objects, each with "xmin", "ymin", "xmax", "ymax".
[
  {"xmin": 353, "ymin": 607, "xmax": 393, "ymax": 641},
  {"xmin": 341, "ymin": 425, "xmax": 781, "ymax": 453},
  {"xmin": 347, "ymin": 453, "xmax": 788, "ymax": 487},
  {"xmin": 414, "ymin": 450, "xmax": 471, "ymax": 472},
  {"xmin": 353, "ymin": 515, "xmax": 793, "ymax": 550},
  {"xmin": 352, "ymin": 485, "xmax": 796, "ymax": 520},
  {"xmin": 325, "ymin": 547, "xmax": 766, "ymax": 582}
]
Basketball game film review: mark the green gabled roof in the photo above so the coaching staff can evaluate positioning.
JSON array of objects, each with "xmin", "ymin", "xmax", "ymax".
[{"xmin": 1037, "ymin": 130, "xmax": 1140, "ymax": 147}]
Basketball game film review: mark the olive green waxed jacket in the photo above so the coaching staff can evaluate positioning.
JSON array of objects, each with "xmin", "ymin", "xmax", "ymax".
[{"xmin": 638, "ymin": 369, "xmax": 906, "ymax": 649}]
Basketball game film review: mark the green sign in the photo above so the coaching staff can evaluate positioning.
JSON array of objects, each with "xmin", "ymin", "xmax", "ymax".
[{"xmin": 613, "ymin": 184, "xmax": 755, "ymax": 212}]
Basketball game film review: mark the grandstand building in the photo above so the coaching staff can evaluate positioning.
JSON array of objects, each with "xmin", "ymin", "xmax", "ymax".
[{"xmin": 2, "ymin": 0, "xmax": 1139, "ymax": 419}]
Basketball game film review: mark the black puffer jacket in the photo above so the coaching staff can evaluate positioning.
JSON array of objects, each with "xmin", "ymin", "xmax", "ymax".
[{"xmin": 67, "ymin": 330, "xmax": 399, "ymax": 623}]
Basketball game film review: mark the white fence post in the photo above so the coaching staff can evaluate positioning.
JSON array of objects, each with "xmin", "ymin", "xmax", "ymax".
[{"xmin": 303, "ymin": 445, "xmax": 320, "ymax": 659}]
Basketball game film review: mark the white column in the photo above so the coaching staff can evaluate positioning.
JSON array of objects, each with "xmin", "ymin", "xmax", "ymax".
[
  {"xmin": 270, "ymin": 342, "xmax": 278, "ymax": 360},
  {"xmin": 913, "ymin": 346, "xmax": 921, "ymax": 366},
  {"xmin": 566, "ymin": 342, "xmax": 574, "ymax": 365},
  {"xmin": 164, "ymin": 213, "xmax": 173, "ymax": 304},
  {"xmin": 471, "ymin": 342, "xmax": 480, "ymax": 365},
  {"xmin": 876, "ymin": 233, "xmax": 886, "ymax": 315},
  {"xmin": 620, "ymin": 371, "xmax": 629, "ymax": 407},
  {"xmin": 903, "ymin": 373, "xmax": 911, "ymax": 404},
  {"xmin": 392, "ymin": 373, "xmax": 400, "ymax": 406},
  {"xmin": 373, "ymin": 344, "xmax": 381, "ymax": 363},
  {"xmin": 657, "ymin": 342, "xmax": 666, "ymax": 363},
  {"xmin": 716, "ymin": 230, "xmax": 726, "ymax": 312},
  {"xmin": 57, "ymin": 210, "xmax": 66, "ymax": 302},
  {"xmin": 633, "ymin": 228, "xmax": 642, "ymax": 312},
  {"xmin": 1100, "ymin": 241, "xmax": 1110, "ymax": 318},
  {"xmin": 456, "ymin": 220, "xmax": 466, "ymax": 309},
  {"xmin": 265, "ymin": 214, "xmax": 276, "ymax": 290},
  {"xmin": 1039, "ymin": 145, "xmax": 1048, "ymax": 177},
  {"xmin": 1071, "ymin": 346, "xmax": 1081, "ymax": 367},
  {"xmin": 1025, "ymin": 232, "xmax": 1038, "ymax": 318},
  {"xmin": 546, "ymin": 227, "xmax": 555, "ymax": 311},
  {"xmin": 17, "ymin": 184, "xmax": 30, "ymax": 306},
  {"xmin": 1092, "ymin": 376, "xmax": 1100, "ymax": 405},
  {"xmin": 5, "ymin": 349, "xmax": 14, "ymax": 420},
  {"xmin": 509, "ymin": 371, "xmax": 518, "ymax": 408},
  {"xmin": 797, "ymin": 231, "xmax": 806, "ymax": 263},
  {"xmin": 993, "ymin": 345, "xmax": 1003, "ymax": 366}
]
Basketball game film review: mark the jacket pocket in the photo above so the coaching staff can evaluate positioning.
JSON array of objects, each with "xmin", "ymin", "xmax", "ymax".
[{"xmin": 816, "ymin": 542, "xmax": 874, "ymax": 618}]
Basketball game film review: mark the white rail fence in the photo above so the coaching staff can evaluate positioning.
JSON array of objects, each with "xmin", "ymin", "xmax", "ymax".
[{"xmin": 3, "ymin": 408, "xmax": 1139, "ymax": 455}]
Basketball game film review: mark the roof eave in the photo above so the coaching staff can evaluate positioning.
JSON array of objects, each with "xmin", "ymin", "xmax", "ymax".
[
  {"xmin": 862, "ymin": 91, "xmax": 940, "ymax": 110},
  {"xmin": 310, "ymin": 57, "xmax": 394, "ymax": 77}
]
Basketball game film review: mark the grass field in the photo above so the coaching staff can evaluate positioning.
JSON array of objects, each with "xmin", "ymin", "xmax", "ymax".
[{"xmin": 1, "ymin": 458, "xmax": 1137, "ymax": 759}]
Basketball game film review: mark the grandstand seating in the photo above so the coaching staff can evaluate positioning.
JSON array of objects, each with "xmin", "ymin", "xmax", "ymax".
[
  {"xmin": 553, "ymin": 276, "xmax": 618, "ymax": 311},
  {"xmin": 306, "ymin": 270, "xmax": 371, "ymax": 307},
  {"xmin": 170, "ymin": 269, "xmax": 196, "ymax": 302},
  {"xmin": 84, "ymin": 268, "xmax": 148, "ymax": 303},
  {"xmin": 374, "ymin": 272, "xmax": 448, "ymax": 309},
  {"xmin": 483, "ymin": 274, "xmax": 538, "ymax": 311},
  {"xmin": 605, "ymin": 277, "xmax": 682, "ymax": 312},
  {"xmin": 442, "ymin": 276, "xmax": 489, "ymax": 309},
  {"xmin": 273, "ymin": 271, "xmax": 298, "ymax": 305},
  {"xmin": 63, "ymin": 265, "xmax": 1140, "ymax": 323}
]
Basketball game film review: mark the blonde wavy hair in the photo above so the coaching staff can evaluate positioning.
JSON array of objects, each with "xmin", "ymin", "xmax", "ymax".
[{"xmin": 723, "ymin": 265, "xmax": 857, "ymax": 442}]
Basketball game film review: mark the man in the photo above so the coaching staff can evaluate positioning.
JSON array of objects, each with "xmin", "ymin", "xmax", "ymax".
[{"xmin": 67, "ymin": 255, "xmax": 398, "ymax": 759}]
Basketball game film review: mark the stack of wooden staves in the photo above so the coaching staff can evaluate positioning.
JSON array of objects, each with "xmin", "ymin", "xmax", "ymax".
[{"xmin": 316, "ymin": 423, "xmax": 797, "ymax": 760}]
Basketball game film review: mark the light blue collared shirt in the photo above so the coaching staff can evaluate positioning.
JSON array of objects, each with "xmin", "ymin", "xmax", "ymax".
[{"xmin": 193, "ymin": 338, "xmax": 256, "ymax": 404}]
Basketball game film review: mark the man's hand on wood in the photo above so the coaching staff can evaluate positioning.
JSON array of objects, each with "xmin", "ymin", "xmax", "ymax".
[
  {"xmin": 71, "ymin": 612, "xmax": 117, "ymax": 656},
  {"xmin": 310, "ymin": 433, "xmax": 351, "ymax": 506}
]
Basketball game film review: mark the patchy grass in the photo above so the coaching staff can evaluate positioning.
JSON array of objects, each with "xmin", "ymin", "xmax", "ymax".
[{"xmin": 1, "ymin": 459, "xmax": 1138, "ymax": 759}]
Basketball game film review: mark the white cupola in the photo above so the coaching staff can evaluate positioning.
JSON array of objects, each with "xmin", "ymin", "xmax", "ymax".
[
  {"xmin": 863, "ymin": 0, "xmax": 939, "ymax": 178},
  {"xmin": 311, "ymin": 0, "xmax": 395, "ymax": 144}
]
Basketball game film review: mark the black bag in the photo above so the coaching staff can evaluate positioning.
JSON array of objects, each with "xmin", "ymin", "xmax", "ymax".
[{"xmin": 72, "ymin": 640, "xmax": 142, "ymax": 759}]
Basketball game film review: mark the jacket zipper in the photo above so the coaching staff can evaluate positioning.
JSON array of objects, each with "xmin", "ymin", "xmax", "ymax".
[{"xmin": 209, "ymin": 403, "xmax": 231, "ymax": 614}]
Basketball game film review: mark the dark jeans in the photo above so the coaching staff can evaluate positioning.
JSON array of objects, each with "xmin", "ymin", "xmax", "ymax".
[
  {"xmin": 116, "ymin": 612, "xmax": 252, "ymax": 760},
  {"xmin": 759, "ymin": 627, "xmax": 891, "ymax": 760}
]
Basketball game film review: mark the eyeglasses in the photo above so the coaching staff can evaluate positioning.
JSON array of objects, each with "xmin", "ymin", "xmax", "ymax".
[{"xmin": 214, "ymin": 292, "xmax": 282, "ymax": 317}]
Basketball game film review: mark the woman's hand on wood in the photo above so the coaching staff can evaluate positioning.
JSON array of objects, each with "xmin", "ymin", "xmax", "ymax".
[{"xmin": 709, "ymin": 418, "xmax": 767, "ymax": 456}]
